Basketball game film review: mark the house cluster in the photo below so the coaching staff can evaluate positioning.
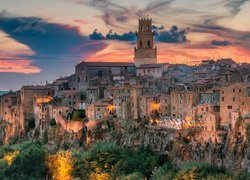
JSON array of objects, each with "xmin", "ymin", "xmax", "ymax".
[{"xmin": 0, "ymin": 18, "xmax": 250, "ymax": 144}]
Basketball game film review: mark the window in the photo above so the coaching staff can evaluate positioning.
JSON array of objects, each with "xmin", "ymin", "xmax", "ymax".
[
  {"xmin": 222, "ymin": 97, "xmax": 224, "ymax": 101},
  {"xmin": 233, "ymin": 89, "xmax": 235, "ymax": 93},
  {"xmin": 206, "ymin": 107, "xmax": 208, "ymax": 111},
  {"xmin": 239, "ymin": 89, "xmax": 241, "ymax": 93},
  {"xmin": 222, "ymin": 91, "xmax": 224, "ymax": 94},
  {"xmin": 69, "ymin": 95, "xmax": 71, "ymax": 98},
  {"xmin": 233, "ymin": 97, "xmax": 235, "ymax": 102},
  {"xmin": 147, "ymin": 41, "xmax": 150, "ymax": 48},
  {"xmin": 228, "ymin": 105, "xmax": 232, "ymax": 109},
  {"xmin": 140, "ymin": 40, "xmax": 142, "ymax": 47}
]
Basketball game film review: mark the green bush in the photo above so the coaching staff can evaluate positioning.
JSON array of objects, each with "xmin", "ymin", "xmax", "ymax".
[
  {"xmin": 49, "ymin": 118, "xmax": 56, "ymax": 127},
  {"xmin": 151, "ymin": 162, "xmax": 178, "ymax": 180},
  {"xmin": 72, "ymin": 110, "xmax": 86, "ymax": 120},
  {"xmin": 0, "ymin": 142, "xmax": 46, "ymax": 179},
  {"xmin": 27, "ymin": 118, "xmax": 36, "ymax": 129}
]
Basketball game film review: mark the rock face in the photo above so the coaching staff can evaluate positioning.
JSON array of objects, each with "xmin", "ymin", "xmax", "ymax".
[{"xmin": 94, "ymin": 120, "xmax": 249, "ymax": 172}]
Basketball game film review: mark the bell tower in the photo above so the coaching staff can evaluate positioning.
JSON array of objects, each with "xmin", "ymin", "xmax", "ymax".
[{"xmin": 134, "ymin": 17, "xmax": 157, "ymax": 67}]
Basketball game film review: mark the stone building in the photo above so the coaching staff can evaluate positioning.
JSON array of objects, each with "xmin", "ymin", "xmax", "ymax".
[
  {"xmin": 34, "ymin": 101, "xmax": 52, "ymax": 135},
  {"xmin": 86, "ymin": 100, "xmax": 113, "ymax": 121},
  {"xmin": 20, "ymin": 86, "xmax": 54, "ymax": 120},
  {"xmin": 139, "ymin": 94, "xmax": 160, "ymax": 119},
  {"xmin": 139, "ymin": 93, "xmax": 171, "ymax": 118},
  {"xmin": 170, "ymin": 90, "xmax": 200, "ymax": 122},
  {"xmin": 136, "ymin": 63, "xmax": 168, "ymax": 78},
  {"xmin": 75, "ymin": 62, "xmax": 135, "ymax": 93},
  {"xmin": 0, "ymin": 91, "xmax": 22, "ymax": 143},
  {"xmin": 203, "ymin": 112, "xmax": 220, "ymax": 131},
  {"xmin": 134, "ymin": 18, "xmax": 157, "ymax": 67},
  {"xmin": 220, "ymin": 82, "xmax": 250, "ymax": 128}
]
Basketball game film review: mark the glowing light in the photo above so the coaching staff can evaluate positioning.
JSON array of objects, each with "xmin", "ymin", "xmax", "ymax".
[
  {"xmin": 150, "ymin": 119, "xmax": 153, "ymax": 124},
  {"xmin": 152, "ymin": 103, "xmax": 160, "ymax": 110},
  {"xmin": 46, "ymin": 151, "xmax": 74, "ymax": 180},
  {"xmin": 36, "ymin": 96, "xmax": 53, "ymax": 104},
  {"xmin": 3, "ymin": 150, "xmax": 19, "ymax": 165},
  {"xmin": 107, "ymin": 105, "xmax": 114, "ymax": 111},
  {"xmin": 155, "ymin": 119, "xmax": 159, "ymax": 124},
  {"xmin": 185, "ymin": 116, "xmax": 192, "ymax": 122}
]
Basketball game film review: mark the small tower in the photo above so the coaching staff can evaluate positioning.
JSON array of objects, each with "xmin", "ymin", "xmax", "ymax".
[{"xmin": 134, "ymin": 17, "xmax": 157, "ymax": 67}]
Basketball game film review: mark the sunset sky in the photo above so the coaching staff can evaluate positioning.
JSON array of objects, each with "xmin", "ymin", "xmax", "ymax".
[{"xmin": 1, "ymin": 0, "xmax": 250, "ymax": 90}]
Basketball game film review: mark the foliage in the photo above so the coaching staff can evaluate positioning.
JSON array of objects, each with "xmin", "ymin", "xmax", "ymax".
[
  {"xmin": 0, "ymin": 159, "xmax": 8, "ymax": 179},
  {"xmin": 0, "ymin": 141, "xmax": 247, "ymax": 180},
  {"xmin": 46, "ymin": 151, "xmax": 74, "ymax": 180},
  {"xmin": 43, "ymin": 130, "xmax": 49, "ymax": 144},
  {"xmin": 3, "ymin": 150, "xmax": 19, "ymax": 165},
  {"xmin": 49, "ymin": 118, "xmax": 57, "ymax": 127},
  {"xmin": 73, "ymin": 142, "xmax": 122, "ymax": 179},
  {"xmin": 179, "ymin": 161, "xmax": 230, "ymax": 178},
  {"xmin": 118, "ymin": 172, "xmax": 144, "ymax": 180},
  {"xmin": 151, "ymin": 162, "xmax": 179, "ymax": 180},
  {"xmin": 246, "ymin": 123, "xmax": 250, "ymax": 148},
  {"xmin": 26, "ymin": 118, "xmax": 36, "ymax": 129},
  {"xmin": 72, "ymin": 110, "xmax": 86, "ymax": 121},
  {"xmin": 73, "ymin": 142, "xmax": 163, "ymax": 179},
  {"xmin": 115, "ymin": 147, "xmax": 162, "ymax": 178},
  {"xmin": 3, "ymin": 141, "xmax": 46, "ymax": 179}
]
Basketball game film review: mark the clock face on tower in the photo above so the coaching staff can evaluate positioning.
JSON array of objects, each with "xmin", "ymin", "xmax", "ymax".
[{"xmin": 134, "ymin": 18, "xmax": 157, "ymax": 67}]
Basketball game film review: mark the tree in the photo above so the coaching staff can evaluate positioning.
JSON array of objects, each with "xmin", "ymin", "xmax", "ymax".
[
  {"xmin": 27, "ymin": 118, "xmax": 36, "ymax": 129},
  {"xmin": 5, "ymin": 142, "xmax": 46, "ymax": 179},
  {"xmin": 46, "ymin": 151, "xmax": 74, "ymax": 180},
  {"xmin": 43, "ymin": 130, "xmax": 49, "ymax": 144},
  {"xmin": 151, "ymin": 162, "xmax": 178, "ymax": 180},
  {"xmin": 49, "ymin": 118, "xmax": 56, "ymax": 127}
]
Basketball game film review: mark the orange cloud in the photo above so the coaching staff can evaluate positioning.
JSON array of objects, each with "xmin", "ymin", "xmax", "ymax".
[{"xmin": 0, "ymin": 60, "xmax": 41, "ymax": 74}]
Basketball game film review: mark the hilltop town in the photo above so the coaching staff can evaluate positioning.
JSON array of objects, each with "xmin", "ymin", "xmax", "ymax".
[{"xmin": 1, "ymin": 18, "xmax": 250, "ymax": 171}]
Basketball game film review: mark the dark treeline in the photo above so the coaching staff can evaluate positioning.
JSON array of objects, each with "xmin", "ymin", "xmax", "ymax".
[{"xmin": 0, "ymin": 141, "xmax": 249, "ymax": 180}]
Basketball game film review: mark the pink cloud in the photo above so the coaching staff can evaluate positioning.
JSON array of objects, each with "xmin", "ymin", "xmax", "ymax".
[{"xmin": 0, "ymin": 60, "xmax": 41, "ymax": 74}]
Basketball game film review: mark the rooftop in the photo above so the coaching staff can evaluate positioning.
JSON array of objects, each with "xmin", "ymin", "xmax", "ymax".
[
  {"xmin": 137, "ymin": 63, "xmax": 167, "ymax": 69},
  {"xmin": 77, "ymin": 61, "xmax": 135, "ymax": 67}
]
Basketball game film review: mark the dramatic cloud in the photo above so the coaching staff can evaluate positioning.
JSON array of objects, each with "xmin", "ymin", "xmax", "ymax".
[
  {"xmin": 0, "ymin": 13, "xmax": 108, "ymax": 59},
  {"xmin": 89, "ymin": 25, "xmax": 187, "ymax": 43},
  {"xmin": 225, "ymin": 0, "xmax": 249, "ymax": 15},
  {"xmin": 152, "ymin": 25, "xmax": 164, "ymax": 30},
  {"xmin": 211, "ymin": 40, "xmax": 233, "ymax": 46},
  {"xmin": 89, "ymin": 29, "xmax": 136, "ymax": 41},
  {"xmin": 154, "ymin": 26, "xmax": 187, "ymax": 43},
  {"xmin": 0, "ymin": 60, "xmax": 41, "ymax": 74},
  {"xmin": 73, "ymin": 0, "xmax": 176, "ymax": 29}
]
